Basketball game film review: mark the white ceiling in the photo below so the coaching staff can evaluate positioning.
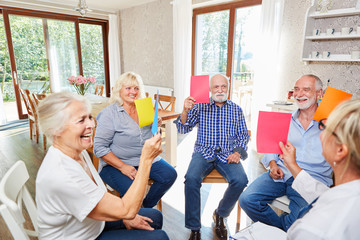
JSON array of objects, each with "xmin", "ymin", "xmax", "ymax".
[
  {"xmin": 0, "ymin": 0, "xmax": 159, "ymax": 13},
  {"xmin": 51, "ymin": 0, "xmax": 159, "ymax": 11}
]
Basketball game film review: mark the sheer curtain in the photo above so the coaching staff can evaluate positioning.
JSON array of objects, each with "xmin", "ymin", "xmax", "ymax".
[
  {"xmin": 250, "ymin": 0, "xmax": 284, "ymax": 146},
  {"xmin": 173, "ymin": 0, "xmax": 192, "ymax": 112},
  {"xmin": 108, "ymin": 13, "xmax": 121, "ymax": 89}
]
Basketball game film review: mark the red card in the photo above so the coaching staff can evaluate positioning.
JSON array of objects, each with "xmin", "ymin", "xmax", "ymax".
[
  {"xmin": 256, "ymin": 111, "xmax": 292, "ymax": 154},
  {"xmin": 190, "ymin": 75, "xmax": 210, "ymax": 103}
]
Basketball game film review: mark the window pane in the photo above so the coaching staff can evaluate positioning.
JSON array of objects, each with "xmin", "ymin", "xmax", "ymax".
[
  {"xmin": 47, "ymin": 19, "xmax": 78, "ymax": 92},
  {"xmin": 80, "ymin": 23, "xmax": 105, "ymax": 95},
  {"xmin": 9, "ymin": 15, "xmax": 49, "ymax": 94},
  {"xmin": 0, "ymin": 14, "xmax": 15, "ymax": 123},
  {"xmin": 195, "ymin": 10, "xmax": 229, "ymax": 76},
  {"xmin": 231, "ymin": 5, "xmax": 261, "ymax": 125}
]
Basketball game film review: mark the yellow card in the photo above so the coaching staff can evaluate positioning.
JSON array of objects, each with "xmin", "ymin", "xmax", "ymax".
[
  {"xmin": 313, "ymin": 86, "xmax": 352, "ymax": 121},
  {"xmin": 135, "ymin": 97, "xmax": 155, "ymax": 127}
]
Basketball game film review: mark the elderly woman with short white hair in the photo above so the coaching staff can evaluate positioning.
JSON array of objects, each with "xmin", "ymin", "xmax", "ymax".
[
  {"xmin": 36, "ymin": 92, "xmax": 169, "ymax": 240},
  {"xmin": 94, "ymin": 72, "xmax": 177, "ymax": 208}
]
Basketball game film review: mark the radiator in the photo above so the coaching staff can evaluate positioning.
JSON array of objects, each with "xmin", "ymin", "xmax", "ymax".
[{"xmin": 144, "ymin": 85, "xmax": 174, "ymax": 98}]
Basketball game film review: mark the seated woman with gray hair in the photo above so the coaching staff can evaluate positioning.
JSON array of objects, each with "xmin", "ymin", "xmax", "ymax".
[
  {"xmin": 93, "ymin": 72, "xmax": 177, "ymax": 208},
  {"xmin": 36, "ymin": 92, "xmax": 169, "ymax": 240}
]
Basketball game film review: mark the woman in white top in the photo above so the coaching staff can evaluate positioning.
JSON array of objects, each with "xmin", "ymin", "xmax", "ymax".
[
  {"xmin": 36, "ymin": 92, "xmax": 169, "ymax": 240},
  {"xmin": 279, "ymin": 98, "xmax": 360, "ymax": 239}
]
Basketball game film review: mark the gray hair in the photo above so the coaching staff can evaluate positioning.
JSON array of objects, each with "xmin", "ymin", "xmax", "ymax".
[
  {"xmin": 303, "ymin": 74, "xmax": 323, "ymax": 90},
  {"xmin": 37, "ymin": 92, "xmax": 91, "ymax": 143},
  {"xmin": 109, "ymin": 72, "xmax": 146, "ymax": 105},
  {"xmin": 325, "ymin": 98, "xmax": 360, "ymax": 175}
]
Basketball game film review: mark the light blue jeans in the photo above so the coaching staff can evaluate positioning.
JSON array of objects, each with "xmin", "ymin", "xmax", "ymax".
[
  {"xmin": 96, "ymin": 208, "xmax": 169, "ymax": 239},
  {"xmin": 100, "ymin": 159, "xmax": 177, "ymax": 208},
  {"xmin": 185, "ymin": 152, "xmax": 248, "ymax": 230},
  {"xmin": 238, "ymin": 171, "xmax": 308, "ymax": 231}
]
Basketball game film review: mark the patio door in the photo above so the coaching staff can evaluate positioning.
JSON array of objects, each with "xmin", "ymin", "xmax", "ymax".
[
  {"xmin": 0, "ymin": 7, "xmax": 109, "ymax": 124},
  {"xmin": 192, "ymin": 1, "xmax": 262, "ymax": 126}
]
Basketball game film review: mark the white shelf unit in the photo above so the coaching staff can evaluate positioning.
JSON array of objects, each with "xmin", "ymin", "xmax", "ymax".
[
  {"xmin": 305, "ymin": 34, "xmax": 360, "ymax": 40},
  {"xmin": 301, "ymin": 4, "xmax": 360, "ymax": 63},
  {"xmin": 309, "ymin": 8, "xmax": 360, "ymax": 18}
]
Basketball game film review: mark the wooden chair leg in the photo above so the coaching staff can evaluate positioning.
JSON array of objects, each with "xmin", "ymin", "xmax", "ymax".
[
  {"xmin": 29, "ymin": 119, "xmax": 33, "ymax": 140},
  {"xmin": 43, "ymin": 135, "xmax": 47, "ymax": 150},
  {"xmin": 35, "ymin": 125, "xmax": 39, "ymax": 143},
  {"xmin": 157, "ymin": 199, "xmax": 162, "ymax": 212},
  {"xmin": 236, "ymin": 201, "xmax": 241, "ymax": 232}
]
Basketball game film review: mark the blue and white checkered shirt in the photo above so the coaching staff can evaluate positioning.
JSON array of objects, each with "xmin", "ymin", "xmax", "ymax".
[{"xmin": 176, "ymin": 98, "xmax": 249, "ymax": 163}]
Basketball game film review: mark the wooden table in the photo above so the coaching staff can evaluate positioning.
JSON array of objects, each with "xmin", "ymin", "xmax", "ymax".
[
  {"xmin": 266, "ymin": 103, "xmax": 297, "ymax": 112},
  {"xmin": 158, "ymin": 110, "xmax": 180, "ymax": 167},
  {"xmin": 89, "ymin": 96, "xmax": 180, "ymax": 167}
]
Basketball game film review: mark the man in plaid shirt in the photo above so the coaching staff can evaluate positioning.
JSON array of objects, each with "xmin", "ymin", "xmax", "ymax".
[{"xmin": 176, "ymin": 74, "xmax": 250, "ymax": 240}]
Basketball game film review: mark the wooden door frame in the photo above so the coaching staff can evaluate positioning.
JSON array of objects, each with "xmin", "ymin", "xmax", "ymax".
[
  {"xmin": 0, "ymin": 6, "xmax": 110, "ymax": 119},
  {"xmin": 192, "ymin": 0, "xmax": 262, "ymax": 97}
]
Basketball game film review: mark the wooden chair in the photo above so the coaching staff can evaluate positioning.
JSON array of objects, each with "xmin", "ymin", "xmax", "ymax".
[
  {"xmin": 31, "ymin": 93, "xmax": 46, "ymax": 105},
  {"xmin": 0, "ymin": 161, "xmax": 38, "ymax": 240},
  {"xmin": 20, "ymin": 89, "xmax": 42, "ymax": 145},
  {"xmin": 86, "ymin": 119, "xmax": 162, "ymax": 211},
  {"xmin": 31, "ymin": 93, "xmax": 47, "ymax": 150},
  {"xmin": 202, "ymin": 130, "xmax": 251, "ymax": 231},
  {"xmin": 94, "ymin": 84, "xmax": 104, "ymax": 96},
  {"xmin": 154, "ymin": 94, "xmax": 176, "ymax": 112},
  {"xmin": 203, "ymin": 169, "xmax": 241, "ymax": 231}
]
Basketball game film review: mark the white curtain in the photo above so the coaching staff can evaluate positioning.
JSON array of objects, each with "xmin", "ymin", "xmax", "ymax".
[
  {"xmin": 173, "ymin": 0, "xmax": 192, "ymax": 112},
  {"xmin": 250, "ymin": 0, "xmax": 284, "ymax": 148},
  {"xmin": 0, "ymin": 90, "xmax": 7, "ymax": 125},
  {"xmin": 108, "ymin": 13, "xmax": 121, "ymax": 89}
]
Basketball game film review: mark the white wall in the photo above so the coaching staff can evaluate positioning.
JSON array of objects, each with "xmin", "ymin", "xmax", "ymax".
[
  {"xmin": 118, "ymin": 0, "xmax": 360, "ymax": 101},
  {"xmin": 276, "ymin": 0, "xmax": 360, "ymax": 99},
  {"xmin": 119, "ymin": 0, "xmax": 174, "ymax": 89}
]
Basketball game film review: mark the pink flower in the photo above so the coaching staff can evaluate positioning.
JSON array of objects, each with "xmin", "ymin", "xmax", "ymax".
[
  {"xmin": 67, "ymin": 76, "xmax": 76, "ymax": 85},
  {"xmin": 67, "ymin": 74, "xmax": 97, "ymax": 95},
  {"xmin": 87, "ymin": 76, "xmax": 96, "ymax": 83}
]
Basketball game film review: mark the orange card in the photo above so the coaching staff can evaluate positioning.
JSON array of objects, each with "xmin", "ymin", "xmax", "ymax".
[{"xmin": 313, "ymin": 86, "xmax": 352, "ymax": 121}]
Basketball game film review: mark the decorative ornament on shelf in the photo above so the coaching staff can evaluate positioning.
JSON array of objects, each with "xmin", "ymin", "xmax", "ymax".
[
  {"xmin": 74, "ymin": 0, "xmax": 92, "ymax": 17},
  {"xmin": 317, "ymin": 0, "xmax": 333, "ymax": 13},
  {"xmin": 67, "ymin": 75, "xmax": 96, "ymax": 95}
]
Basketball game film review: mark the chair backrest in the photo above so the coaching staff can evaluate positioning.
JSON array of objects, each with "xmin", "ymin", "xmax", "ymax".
[
  {"xmin": 19, "ymin": 89, "xmax": 36, "ymax": 120},
  {"xmin": 94, "ymin": 84, "xmax": 104, "ymax": 96},
  {"xmin": 154, "ymin": 94, "xmax": 176, "ymax": 112},
  {"xmin": 32, "ymin": 93, "xmax": 46, "ymax": 105},
  {"xmin": 0, "ymin": 161, "xmax": 38, "ymax": 239},
  {"xmin": 87, "ymin": 118, "xmax": 99, "ymax": 170}
]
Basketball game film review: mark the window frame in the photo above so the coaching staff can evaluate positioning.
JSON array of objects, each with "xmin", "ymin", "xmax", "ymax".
[
  {"xmin": 0, "ymin": 6, "xmax": 109, "ymax": 119},
  {"xmin": 192, "ymin": 0, "xmax": 262, "ymax": 95}
]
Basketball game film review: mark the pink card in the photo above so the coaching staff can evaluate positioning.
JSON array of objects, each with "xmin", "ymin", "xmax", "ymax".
[
  {"xmin": 256, "ymin": 111, "xmax": 292, "ymax": 154},
  {"xmin": 190, "ymin": 75, "xmax": 210, "ymax": 103}
]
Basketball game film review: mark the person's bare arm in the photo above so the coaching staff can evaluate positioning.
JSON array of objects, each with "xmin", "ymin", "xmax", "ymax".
[{"xmin": 88, "ymin": 134, "xmax": 162, "ymax": 221}]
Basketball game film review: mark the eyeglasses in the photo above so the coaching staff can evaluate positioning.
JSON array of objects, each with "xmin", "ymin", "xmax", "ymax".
[{"xmin": 319, "ymin": 118, "xmax": 339, "ymax": 139}]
